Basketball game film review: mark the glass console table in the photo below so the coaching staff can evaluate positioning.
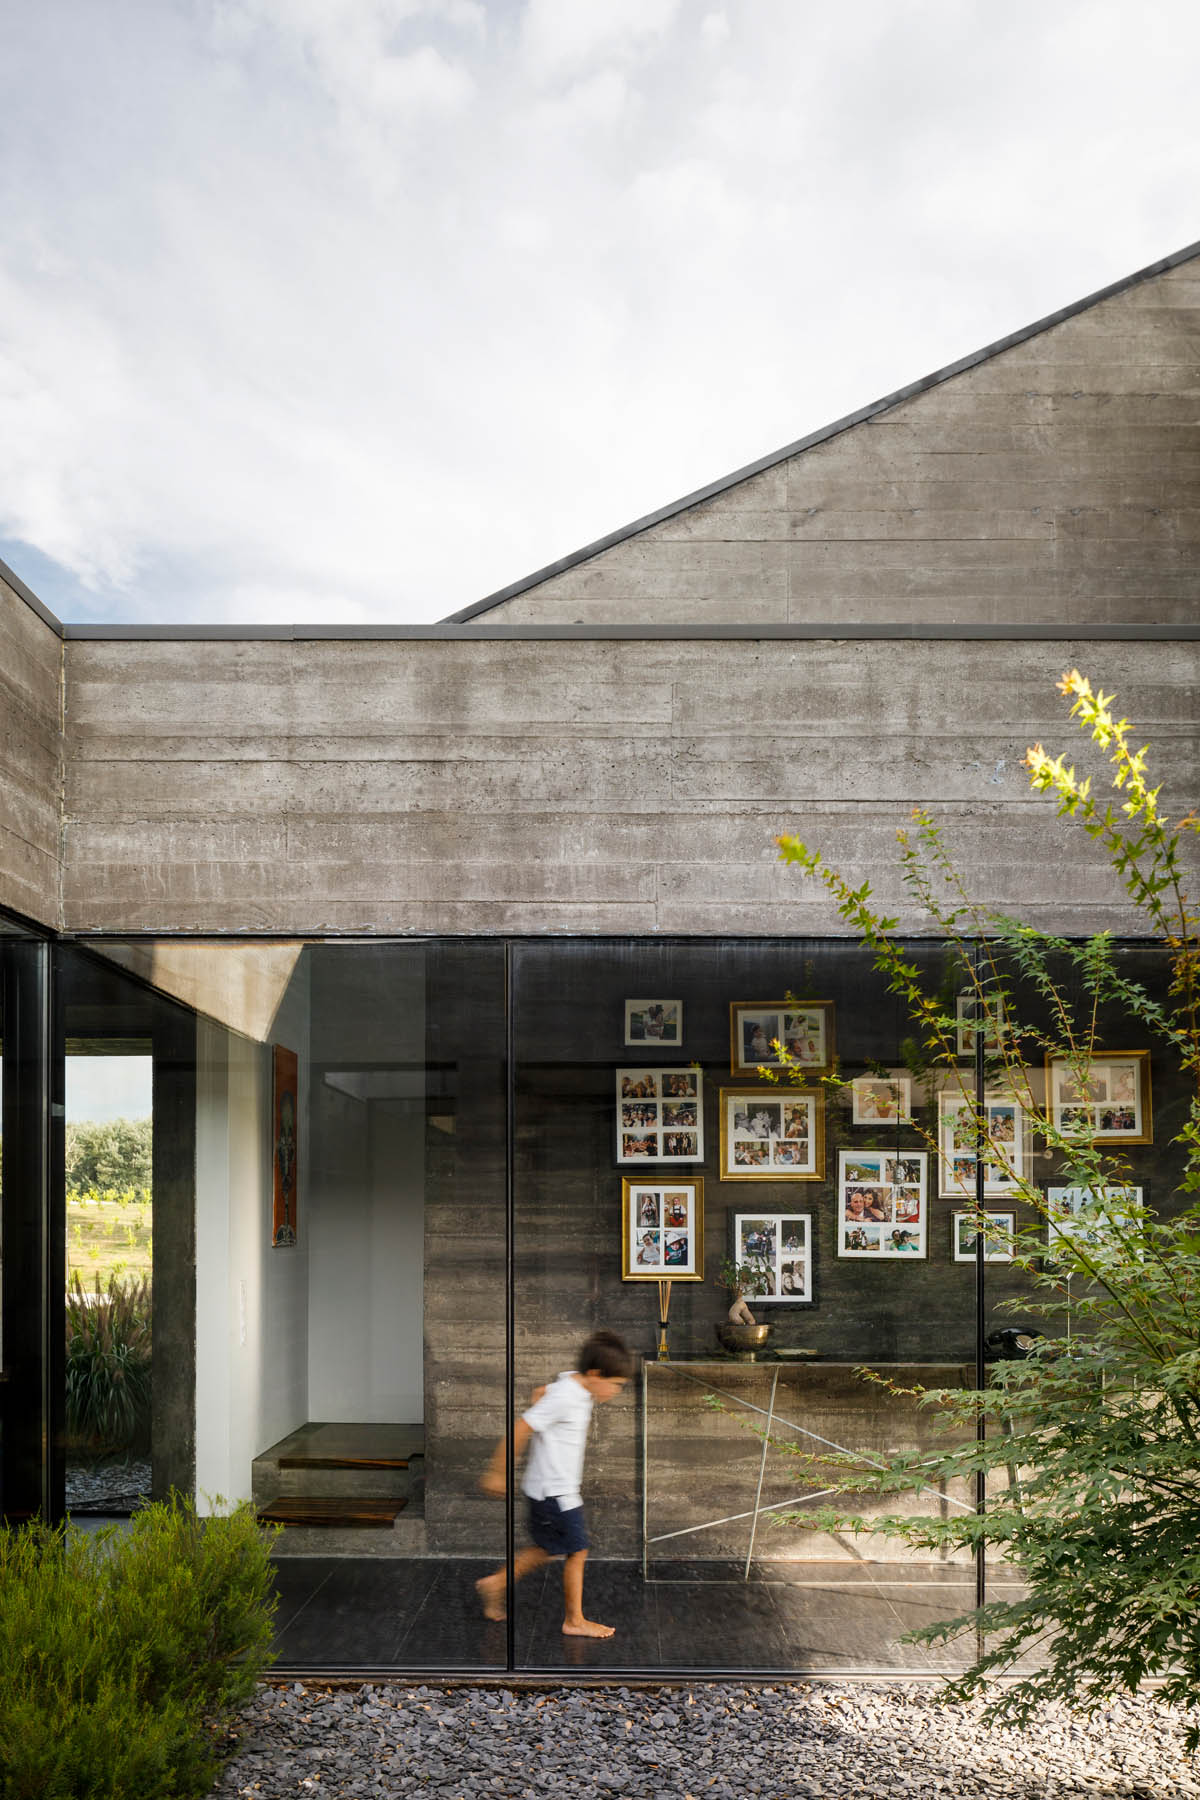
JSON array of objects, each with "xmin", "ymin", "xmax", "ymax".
[{"xmin": 642, "ymin": 1358, "xmax": 974, "ymax": 1582}]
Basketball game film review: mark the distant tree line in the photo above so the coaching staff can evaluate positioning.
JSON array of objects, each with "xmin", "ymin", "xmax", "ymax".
[{"xmin": 66, "ymin": 1117, "xmax": 152, "ymax": 1194}]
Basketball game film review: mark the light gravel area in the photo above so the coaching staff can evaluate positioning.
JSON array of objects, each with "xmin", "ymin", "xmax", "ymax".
[{"xmin": 212, "ymin": 1681, "xmax": 1199, "ymax": 1800}]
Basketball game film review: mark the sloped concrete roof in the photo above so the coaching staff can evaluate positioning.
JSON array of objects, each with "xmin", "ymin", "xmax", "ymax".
[{"xmin": 445, "ymin": 238, "xmax": 1200, "ymax": 626}]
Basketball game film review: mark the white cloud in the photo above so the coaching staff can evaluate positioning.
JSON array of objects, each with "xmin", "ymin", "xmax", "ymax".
[{"xmin": 0, "ymin": 0, "xmax": 1199, "ymax": 624}]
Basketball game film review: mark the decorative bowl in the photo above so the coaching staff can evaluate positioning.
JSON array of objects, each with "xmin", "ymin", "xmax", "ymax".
[{"xmin": 717, "ymin": 1322, "xmax": 773, "ymax": 1359}]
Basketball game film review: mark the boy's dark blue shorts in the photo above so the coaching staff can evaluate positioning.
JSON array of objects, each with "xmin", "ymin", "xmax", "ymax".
[{"xmin": 527, "ymin": 1495, "xmax": 589, "ymax": 1556}]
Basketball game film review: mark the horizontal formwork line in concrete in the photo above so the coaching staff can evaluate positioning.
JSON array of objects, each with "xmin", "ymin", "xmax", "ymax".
[{"xmin": 58, "ymin": 621, "xmax": 1200, "ymax": 642}]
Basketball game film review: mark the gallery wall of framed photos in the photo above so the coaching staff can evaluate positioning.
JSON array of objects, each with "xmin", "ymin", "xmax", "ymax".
[{"xmin": 509, "ymin": 940, "xmax": 1183, "ymax": 1370}]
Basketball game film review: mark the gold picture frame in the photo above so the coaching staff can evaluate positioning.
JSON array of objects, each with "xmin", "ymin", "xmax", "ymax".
[
  {"xmin": 729, "ymin": 1000, "xmax": 834, "ymax": 1077},
  {"xmin": 1044, "ymin": 1050, "xmax": 1152, "ymax": 1145},
  {"xmin": 621, "ymin": 1178, "xmax": 705, "ymax": 1280},
  {"xmin": 718, "ymin": 1087, "xmax": 824, "ymax": 1181}
]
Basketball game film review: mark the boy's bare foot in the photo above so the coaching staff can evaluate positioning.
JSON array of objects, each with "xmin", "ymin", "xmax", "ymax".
[
  {"xmin": 475, "ymin": 1573, "xmax": 507, "ymax": 1621},
  {"xmin": 562, "ymin": 1617, "xmax": 615, "ymax": 1638}
]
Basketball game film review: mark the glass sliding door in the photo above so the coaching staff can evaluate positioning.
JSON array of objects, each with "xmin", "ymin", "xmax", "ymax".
[{"xmin": 510, "ymin": 938, "xmax": 977, "ymax": 1675}]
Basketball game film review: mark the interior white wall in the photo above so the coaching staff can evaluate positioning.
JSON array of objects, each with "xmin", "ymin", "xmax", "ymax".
[
  {"xmin": 306, "ymin": 950, "xmax": 425, "ymax": 1423},
  {"xmin": 194, "ymin": 958, "xmax": 310, "ymax": 1509}
]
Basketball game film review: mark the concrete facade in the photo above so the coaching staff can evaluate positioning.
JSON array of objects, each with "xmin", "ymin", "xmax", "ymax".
[
  {"xmin": 0, "ymin": 568, "xmax": 62, "ymax": 928},
  {"xmin": 0, "ymin": 241, "xmax": 1189, "ymax": 941},
  {"xmin": 54, "ymin": 633, "xmax": 1200, "ymax": 937}
]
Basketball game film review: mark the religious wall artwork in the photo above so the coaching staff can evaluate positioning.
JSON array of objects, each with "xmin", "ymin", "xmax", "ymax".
[
  {"xmin": 937, "ymin": 1090, "xmax": 1026, "ymax": 1198},
  {"xmin": 837, "ymin": 1149, "xmax": 927, "ymax": 1257},
  {"xmin": 718, "ymin": 1088, "xmax": 823, "ymax": 1180},
  {"xmin": 1044, "ymin": 1052, "xmax": 1152, "ymax": 1145},
  {"xmin": 272, "ymin": 1043, "xmax": 298, "ymax": 1248},
  {"xmin": 731, "ymin": 1211, "xmax": 813, "ymax": 1303},
  {"xmin": 729, "ymin": 1001, "xmax": 834, "ymax": 1077},
  {"xmin": 621, "ymin": 1179, "xmax": 704, "ymax": 1279},
  {"xmin": 624, "ymin": 999, "xmax": 682, "ymax": 1047},
  {"xmin": 616, "ymin": 1068, "xmax": 704, "ymax": 1163}
]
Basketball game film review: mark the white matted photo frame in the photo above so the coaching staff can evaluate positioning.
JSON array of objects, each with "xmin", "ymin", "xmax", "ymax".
[
  {"xmin": 622, "ymin": 1178, "xmax": 705, "ymax": 1279},
  {"xmin": 837, "ymin": 1149, "xmax": 927, "ymax": 1258},
  {"xmin": 937, "ymin": 1090, "xmax": 1026, "ymax": 1198},
  {"xmin": 616, "ymin": 1067, "xmax": 704, "ymax": 1163},
  {"xmin": 850, "ymin": 1074, "xmax": 912, "ymax": 1126},
  {"xmin": 1045, "ymin": 1184, "xmax": 1144, "ymax": 1258},
  {"xmin": 729, "ymin": 1001, "xmax": 834, "ymax": 1077},
  {"xmin": 624, "ymin": 998, "xmax": 683, "ymax": 1048},
  {"xmin": 951, "ymin": 1210, "xmax": 1015, "ymax": 1262},
  {"xmin": 732, "ymin": 1212, "xmax": 813, "ymax": 1303},
  {"xmin": 955, "ymin": 992, "xmax": 1007, "ymax": 1058},
  {"xmin": 718, "ymin": 1087, "xmax": 824, "ymax": 1180},
  {"xmin": 1044, "ymin": 1052, "xmax": 1152, "ymax": 1145}
]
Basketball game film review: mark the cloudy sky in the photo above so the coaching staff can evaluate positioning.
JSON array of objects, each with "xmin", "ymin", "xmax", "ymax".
[{"xmin": 1, "ymin": 1, "xmax": 1197, "ymax": 626}]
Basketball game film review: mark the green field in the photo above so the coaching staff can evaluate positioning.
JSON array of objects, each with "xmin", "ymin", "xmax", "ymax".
[{"xmin": 67, "ymin": 1191, "xmax": 152, "ymax": 1283}]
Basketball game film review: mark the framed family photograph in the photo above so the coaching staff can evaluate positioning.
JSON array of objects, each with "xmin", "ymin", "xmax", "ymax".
[
  {"xmin": 1044, "ymin": 1052, "xmax": 1152, "ymax": 1144},
  {"xmin": 624, "ymin": 998, "xmax": 682, "ymax": 1047},
  {"xmin": 729, "ymin": 1001, "xmax": 834, "ymax": 1077},
  {"xmin": 616, "ymin": 1068, "xmax": 704, "ymax": 1163},
  {"xmin": 719, "ymin": 1088, "xmax": 824, "ymax": 1180},
  {"xmin": 937, "ymin": 1090, "xmax": 1026, "ymax": 1198},
  {"xmin": 622, "ymin": 1179, "xmax": 704, "ymax": 1279},
  {"xmin": 1045, "ymin": 1184, "xmax": 1143, "ymax": 1258},
  {"xmin": 850, "ymin": 1074, "xmax": 912, "ymax": 1126},
  {"xmin": 732, "ymin": 1212, "xmax": 813, "ymax": 1303},
  {"xmin": 837, "ymin": 1149, "xmax": 927, "ymax": 1257},
  {"xmin": 951, "ymin": 1210, "xmax": 1015, "ymax": 1262},
  {"xmin": 955, "ymin": 991, "xmax": 1007, "ymax": 1058}
]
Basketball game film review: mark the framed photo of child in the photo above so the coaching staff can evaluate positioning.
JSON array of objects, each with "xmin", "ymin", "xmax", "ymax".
[
  {"xmin": 616, "ymin": 1067, "xmax": 704, "ymax": 1163},
  {"xmin": 937, "ymin": 1090, "xmax": 1025, "ymax": 1198},
  {"xmin": 850, "ymin": 1074, "xmax": 912, "ymax": 1125},
  {"xmin": 732, "ymin": 1212, "xmax": 813, "ymax": 1303},
  {"xmin": 729, "ymin": 1001, "xmax": 834, "ymax": 1077},
  {"xmin": 624, "ymin": 999, "xmax": 682, "ymax": 1047},
  {"xmin": 718, "ymin": 1088, "xmax": 824, "ymax": 1180},
  {"xmin": 951, "ymin": 1210, "xmax": 1016, "ymax": 1262},
  {"xmin": 837, "ymin": 1150, "xmax": 927, "ymax": 1257},
  {"xmin": 1044, "ymin": 1052, "xmax": 1152, "ymax": 1145},
  {"xmin": 622, "ymin": 1179, "xmax": 704, "ymax": 1279}
]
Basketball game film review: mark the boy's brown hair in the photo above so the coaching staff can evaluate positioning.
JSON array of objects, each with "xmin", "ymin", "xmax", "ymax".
[{"xmin": 576, "ymin": 1328, "xmax": 635, "ymax": 1379}]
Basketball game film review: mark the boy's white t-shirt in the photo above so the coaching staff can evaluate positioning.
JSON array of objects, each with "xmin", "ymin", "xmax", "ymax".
[{"xmin": 521, "ymin": 1370, "xmax": 593, "ymax": 1511}]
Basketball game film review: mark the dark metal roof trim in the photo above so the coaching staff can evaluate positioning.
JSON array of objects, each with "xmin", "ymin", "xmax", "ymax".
[
  {"xmin": 442, "ymin": 236, "xmax": 1200, "ymax": 624},
  {"xmin": 61, "ymin": 621, "xmax": 1200, "ymax": 643}
]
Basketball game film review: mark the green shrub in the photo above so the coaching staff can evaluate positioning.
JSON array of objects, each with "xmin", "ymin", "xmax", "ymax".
[
  {"xmin": 0, "ymin": 1497, "xmax": 278, "ymax": 1799},
  {"xmin": 65, "ymin": 1272, "xmax": 152, "ymax": 1456}
]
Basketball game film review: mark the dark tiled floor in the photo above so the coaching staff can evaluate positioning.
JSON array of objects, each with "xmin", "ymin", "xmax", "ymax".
[{"xmin": 269, "ymin": 1555, "xmax": 1000, "ymax": 1674}]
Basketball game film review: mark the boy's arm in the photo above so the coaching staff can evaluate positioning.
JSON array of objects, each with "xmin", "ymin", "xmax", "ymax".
[{"xmin": 479, "ymin": 1417, "xmax": 534, "ymax": 1497}]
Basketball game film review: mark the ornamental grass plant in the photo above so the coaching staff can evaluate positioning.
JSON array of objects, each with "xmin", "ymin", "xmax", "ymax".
[
  {"xmin": 65, "ymin": 1271, "xmax": 153, "ymax": 1456},
  {"xmin": 762, "ymin": 672, "xmax": 1200, "ymax": 1739},
  {"xmin": 0, "ymin": 1496, "xmax": 278, "ymax": 1799}
]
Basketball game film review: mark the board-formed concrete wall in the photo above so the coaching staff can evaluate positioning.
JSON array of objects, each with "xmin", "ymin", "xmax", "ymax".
[
  {"xmin": 0, "ymin": 574, "xmax": 62, "ymax": 927},
  {"xmin": 61, "ymin": 633, "xmax": 1200, "ymax": 937},
  {"xmin": 472, "ymin": 256, "xmax": 1200, "ymax": 627}
]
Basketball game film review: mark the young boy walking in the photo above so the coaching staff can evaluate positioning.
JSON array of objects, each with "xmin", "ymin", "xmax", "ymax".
[{"xmin": 476, "ymin": 1328, "xmax": 634, "ymax": 1639}]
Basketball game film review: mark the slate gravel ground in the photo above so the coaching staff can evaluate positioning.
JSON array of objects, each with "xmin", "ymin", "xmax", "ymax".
[{"xmin": 211, "ymin": 1681, "xmax": 1200, "ymax": 1800}]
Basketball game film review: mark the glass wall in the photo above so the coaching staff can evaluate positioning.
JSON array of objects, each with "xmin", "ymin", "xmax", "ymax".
[
  {"xmin": 0, "ymin": 931, "xmax": 1179, "ymax": 1672},
  {"xmin": 57, "ymin": 937, "xmax": 509, "ymax": 1670},
  {"xmin": 511, "ymin": 940, "xmax": 977, "ymax": 1674}
]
